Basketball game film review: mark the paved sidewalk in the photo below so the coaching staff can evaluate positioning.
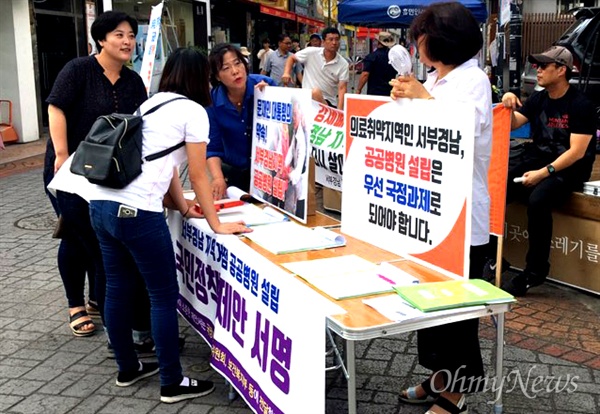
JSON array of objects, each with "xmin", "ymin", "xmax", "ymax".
[{"xmin": 0, "ymin": 158, "xmax": 598, "ymax": 413}]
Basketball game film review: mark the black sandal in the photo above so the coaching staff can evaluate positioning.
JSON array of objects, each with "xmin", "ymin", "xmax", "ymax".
[
  {"xmin": 399, "ymin": 376, "xmax": 441, "ymax": 404},
  {"xmin": 69, "ymin": 309, "xmax": 96, "ymax": 337},
  {"xmin": 86, "ymin": 301, "xmax": 100, "ymax": 317},
  {"xmin": 425, "ymin": 395, "xmax": 468, "ymax": 414}
]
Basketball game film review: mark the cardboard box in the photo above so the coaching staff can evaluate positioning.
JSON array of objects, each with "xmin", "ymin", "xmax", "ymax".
[
  {"xmin": 503, "ymin": 203, "xmax": 600, "ymax": 295},
  {"xmin": 323, "ymin": 187, "xmax": 342, "ymax": 213}
]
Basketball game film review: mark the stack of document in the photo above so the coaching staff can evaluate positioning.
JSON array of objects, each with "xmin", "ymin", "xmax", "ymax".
[
  {"xmin": 394, "ymin": 279, "xmax": 515, "ymax": 312},
  {"xmin": 244, "ymin": 221, "xmax": 346, "ymax": 254},
  {"xmin": 283, "ymin": 255, "xmax": 420, "ymax": 300}
]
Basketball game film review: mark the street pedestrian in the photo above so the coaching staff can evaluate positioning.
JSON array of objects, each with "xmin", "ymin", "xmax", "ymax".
[
  {"xmin": 390, "ymin": 3, "xmax": 492, "ymax": 412},
  {"xmin": 88, "ymin": 47, "xmax": 251, "ymax": 403},
  {"xmin": 308, "ymin": 33, "xmax": 322, "ymax": 47},
  {"xmin": 261, "ymin": 33, "xmax": 303, "ymax": 86},
  {"xmin": 282, "ymin": 27, "xmax": 349, "ymax": 109},
  {"xmin": 357, "ymin": 31, "xmax": 397, "ymax": 96},
  {"xmin": 257, "ymin": 37, "xmax": 273, "ymax": 73},
  {"xmin": 206, "ymin": 44, "xmax": 277, "ymax": 200}
]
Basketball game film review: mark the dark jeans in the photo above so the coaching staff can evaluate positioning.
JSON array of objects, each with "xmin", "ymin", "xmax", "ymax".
[
  {"xmin": 505, "ymin": 146, "xmax": 584, "ymax": 276},
  {"xmin": 90, "ymin": 200, "xmax": 182, "ymax": 386},
  {"xmin": 417, "ymin": 245, "xmax": 488, "ymax": 393}
]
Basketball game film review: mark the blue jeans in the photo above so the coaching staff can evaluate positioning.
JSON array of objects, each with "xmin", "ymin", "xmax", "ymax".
[{"xmin": 90, "ymin": 200, "xmax": 182, "ymax": 386}]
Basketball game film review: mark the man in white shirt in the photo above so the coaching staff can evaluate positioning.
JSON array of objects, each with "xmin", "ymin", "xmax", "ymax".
[
  {"xmin": 282, "ymin": 27, "xmax": 349, "ymax": 109},
  {"xmin": 257, "ymin": 38, "xmax": 273, "ymax": 73}
]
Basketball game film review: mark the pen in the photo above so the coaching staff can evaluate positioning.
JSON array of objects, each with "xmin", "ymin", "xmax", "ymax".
[{"xmin": 377, "ymin": 274, "xmax": 396, "ymax": 285}]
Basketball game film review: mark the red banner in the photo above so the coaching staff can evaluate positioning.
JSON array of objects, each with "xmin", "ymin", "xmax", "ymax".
[
  {"xmin": 297, "ymin": 15, "xmax": 325, "ymax": 28},
  {"xmin": 260, "ymin": 4, "xmax": 296, "ymax": 21}
]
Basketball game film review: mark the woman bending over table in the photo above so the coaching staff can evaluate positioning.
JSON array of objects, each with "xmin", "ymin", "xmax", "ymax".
[
  {"xmin": 88, "ymin": 47, "xmax": 251, "ymax": 403},
  {"xmin": 206, "ymin": 43, "xmax": 277, "ymax": 200}
]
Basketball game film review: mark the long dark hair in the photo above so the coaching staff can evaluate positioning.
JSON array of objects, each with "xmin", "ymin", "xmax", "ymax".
[
  {"xmin": 208, "ymin": 43, "xmax": 249, "ymax": 88},
  {"xmin": 410, "ymin": 2, "xmax": 482, "ymax": 67},
  {"xmin": 159, "ymin": 47, "xmax": 211, "ymax": 107}
]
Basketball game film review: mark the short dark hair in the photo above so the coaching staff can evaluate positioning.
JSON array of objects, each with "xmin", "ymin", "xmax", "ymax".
[
  {"xmin": 159, "ymin": 47, "xmax": 211, "ymax": 107},
  {"xmin": 321, "ymin": 27, "xmax": 340, "ymax": 40},
  {"xmin": 277, "ymin": 33, "xmax": 291, "ymax": 43},
  {"xmin": 91, "ymin": 11, "xmax": 138, "ymax": 52},
  {"xmin": 208, "ymin": 43, "xmax": 249, "ymax": 88},
  {"xmin": 410, "ymin": 2, "xmax": 482, "ymax": 67},
  {"xmin": 262, "ymin": 38, "xmax": 270, "ymax": 45}
]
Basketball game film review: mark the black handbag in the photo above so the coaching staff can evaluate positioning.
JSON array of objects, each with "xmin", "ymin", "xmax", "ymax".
[{"xmin": 70, "ymin": 97, "xmax": 187, "ymax": 189}]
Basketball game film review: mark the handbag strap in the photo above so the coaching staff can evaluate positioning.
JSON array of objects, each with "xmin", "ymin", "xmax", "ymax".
[{"xmin": 138, "ymin": 96, "xmax": 190, "ymax": 163}]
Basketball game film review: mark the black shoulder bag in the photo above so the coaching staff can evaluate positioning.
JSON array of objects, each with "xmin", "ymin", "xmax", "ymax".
[{"xmin": 71, "ymin": 97, "xmax": 187, "ymax": 189}]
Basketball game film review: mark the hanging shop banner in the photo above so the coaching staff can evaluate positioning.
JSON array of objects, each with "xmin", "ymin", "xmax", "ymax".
[
  {"xmin": 139, "ymin": 1, "xmax": 163, "ymax": 92},
  {"xmin": 311, "ymin": 102, "xmax": 344, "ymax": 191},
  {"xmin": 259, "ymin": 4, "xmax": 296, "ymax": 21},
  {"xmin": 169, "ymin": 214, "xmax": 327, "ymax": 414},
  {"xmin": 341, "ymin": 94, "xmax": 475, "ymax": 278},
  {"xmin": 251, "ymin": 87, "xmax": 313, "ymax": 223}
]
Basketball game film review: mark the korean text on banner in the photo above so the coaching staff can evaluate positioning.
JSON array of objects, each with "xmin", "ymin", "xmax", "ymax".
[
  {"xmin": 168, "ymin": 213, "xmax": 328, "ymax": 414},
  {"xmin": 341, "ymin": 94, "xmax": 474, "ymax": 279},
  {"xmin": 311, "ymin": 102, "xmax": 345, "ymax": 190},
  {"xmin": 251, "ymin": 87, "xmax": 313, "ymax": 223},
  {"xmin": 489, "ymin": 106, "xmax": 511, "ymax": 236},
  {"xmin": 139, "ymin": 1, "xmax": 163, "ymax": 92}
]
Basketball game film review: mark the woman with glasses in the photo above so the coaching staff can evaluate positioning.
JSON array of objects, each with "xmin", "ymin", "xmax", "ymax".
[{"xmin": 206, "ymin": 44, "xmax": 277, "ymax": 200}]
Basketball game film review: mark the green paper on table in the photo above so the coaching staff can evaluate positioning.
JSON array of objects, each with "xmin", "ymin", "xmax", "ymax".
[{"xmin": 393, "ymin": 279, "xmax": 515, "ymax": 312}]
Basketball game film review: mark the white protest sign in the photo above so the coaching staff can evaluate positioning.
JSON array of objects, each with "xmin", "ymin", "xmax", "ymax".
[
  {"xmin": 251, "ymin": 87, "xmax": 313, "ymax": 223},
  {"xmin": 169, "ymin": 213, "xmax": 328, "ymax": 414},
  {"xmin": 310, "ymin": 102, "xmax": 345, "ymax": 190},
  {"xmin": 341, "ymin": 95, "xmax": 474, "ymax": 278}
]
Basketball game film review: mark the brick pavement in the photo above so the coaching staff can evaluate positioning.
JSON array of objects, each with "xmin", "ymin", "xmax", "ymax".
[{"xmin": 0, "ymin": 158, "xmax": 598, "ymax": 413}]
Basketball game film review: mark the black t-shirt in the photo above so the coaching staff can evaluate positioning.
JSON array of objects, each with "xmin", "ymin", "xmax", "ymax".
[
  {"xmin": 45, "ymin": 56, "xmax": 148, "ymax": 158},
  {"xmin": 518, "ymin": 86, "xmax": 596, "ymax": 175},
  {"xmin": 363, "ymin": 47, "xmax": 397, "ymax": 96}
]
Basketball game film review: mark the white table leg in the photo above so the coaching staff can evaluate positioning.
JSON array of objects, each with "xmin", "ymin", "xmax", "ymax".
[
  {"xmin": 346, "ymin": 339, "xmax": 357, "ymax": 414},
  {"xmin": 494, "ymin": 313, "xmax": 505, "ymax": 414}
]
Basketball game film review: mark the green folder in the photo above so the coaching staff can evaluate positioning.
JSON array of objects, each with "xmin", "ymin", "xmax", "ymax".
[{"xmin": 393, "ymin": 279, "xmax": 515, "ymax": 312}]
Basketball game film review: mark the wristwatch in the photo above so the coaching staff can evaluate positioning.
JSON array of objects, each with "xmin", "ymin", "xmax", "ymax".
[{"xmin": 546, "ymin": 164, "xmax": 556, "ymax": 175}]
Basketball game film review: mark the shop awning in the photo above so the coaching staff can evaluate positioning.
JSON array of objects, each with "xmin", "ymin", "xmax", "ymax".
[
  {"xmin": 296, "ymin": 15, "xmax": 326, "ymax": 28},
  {"xmin": 260, "ymin": 4, "xmax": 296, "ymax": 21}
]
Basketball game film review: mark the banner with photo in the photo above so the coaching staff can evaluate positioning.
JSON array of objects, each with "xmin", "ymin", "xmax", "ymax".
[
  {"xmin": 311, "ymin": 102, "xmax": 345, "ymax": 191},
  {"xmin": 169, "ymin": 214, "xmax": 327, "ymax": 414},
  {"xmin": 251, "ymin": 87, "xmax": 313, "ymax": 223},
  {"xmin": 341, "ymin": 95, "xmax": 475, "ymax": 279}
]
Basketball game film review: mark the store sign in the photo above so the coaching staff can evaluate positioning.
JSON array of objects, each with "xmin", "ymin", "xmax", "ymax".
[{"xmin": 260, "ymin": 4, "xmax": 296, "ymax": 21}]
